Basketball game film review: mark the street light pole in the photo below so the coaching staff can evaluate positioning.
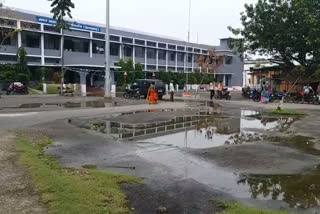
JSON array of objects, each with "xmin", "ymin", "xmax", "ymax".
[
  {"xmin": 104, "ymin": 0, "xmax": 111, "ymax": 98},
  {"xmin": 186, "ymin": 0, "xmax": 191, "ymax": 92}
]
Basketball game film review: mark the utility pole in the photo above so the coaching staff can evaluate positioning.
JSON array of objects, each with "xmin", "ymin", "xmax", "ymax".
[
  {"xmin": 186, "ymin": 0, "xmax": 191, "ymax": 92},
  {"xmin": 104, "ymin": 0, "xmax": 111, "ymax": 98}
]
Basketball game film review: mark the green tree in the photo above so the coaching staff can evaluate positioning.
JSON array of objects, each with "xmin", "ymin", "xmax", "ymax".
[
  {"xmin": 125, "ymin": 58, "xmax": 134, "ymax": 72},
  {"xmin": 228, "ymin": 0, "xmax": 320, "ymax": 77},
  {"xmin": 48, "ymin": 0, "xmax": 75, "ymax": 94},
  {"xmin": 135, "ymin": 62, "xmax": 143, "ymax": 72},
  {"xmin": 16, "ymin": 47, "xmax": 30, "ymax": 85}
]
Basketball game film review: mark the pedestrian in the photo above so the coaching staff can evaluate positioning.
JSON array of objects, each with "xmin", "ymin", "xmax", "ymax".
[
  {"xmin": 169, "ymin": 82, "xmax": 175, "ymax": 102},
  {"xmin": 146, "ymin": 84, "xmax": 158, "ymax": 104},
  {"xmin": 303, "ymin": 83, "xmax": 313, "ymax": 102},
  {"xmin": 209, "ymin": 82, "xmax": 215, "ymax": 100}
]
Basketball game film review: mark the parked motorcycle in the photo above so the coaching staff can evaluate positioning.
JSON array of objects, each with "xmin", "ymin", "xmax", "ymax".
[
  {"xmin": 6, "ymin": 82, "xmax": 28, "ymax": 95},
  {"xmin": 314, "ymin": 94, "xmax": 320, "ymax": 105},
  {"xmin": 252, "ymin": 89, "xmax": 261, "ymax": 102},
  {"xmin": 123, "ymin": 88, "xmax": 140, "ymax": 99},
  {"xmin": 216, "ymin": 89, "xmax": 231, "ymax": 100},
  {"xmin": 242, "ymin": 86, "xmax": 251, "ymax": 98}
]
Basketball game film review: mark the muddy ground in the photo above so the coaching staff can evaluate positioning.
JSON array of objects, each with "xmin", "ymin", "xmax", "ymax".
[{"xmin": 1, "ymin": 96, "xmax": 320, "ymax": 214}]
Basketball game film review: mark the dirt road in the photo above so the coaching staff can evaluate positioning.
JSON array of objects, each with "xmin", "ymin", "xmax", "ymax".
[{"xmin": 0, "ymin": 131, "xmax": 46, "ymax": 214}]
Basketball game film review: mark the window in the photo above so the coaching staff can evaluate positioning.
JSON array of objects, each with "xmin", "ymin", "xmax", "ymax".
[
  {"xmin": 147, "ymin": 41, "xmax": 156, "ymax": 47},
  {"xmin": 177, "ymin": 46, "xmax": 185, "ymax": 51},
  {"xmin": 188, "ymin": 54, "xmax": 192, "ymax": 63},
  {"xmin": 169, "ymin": 51, "xmax": 175, "ymax": 61},
  {"xmin": 147, "ymin": 65, "xmax": 156, "ymax": 70},
  {"xmin": 225, "ymin": 56, "xmax": 233, "ymax": 64},
  {"xmin": 168, "ymin": 44, "xmax": 176, "ymax": 50},
  {"xmin": 21, "ymin": 21, "xmax": 40, "ymax": 31},
  {"xmin": 44, "ymin": 34, "xmax": 60, "ymax": 50},
  {"xmin": 45, "ymin": 58, "xmax": 61, "ymax": 64},
  {"xmin": 202, "ymin": 50, "xmax": 208, "ymax": 54},
  {"xmin": 194, "ymin": 48, "xmax": 201, "ymax": 53},
  {"xmin": 158, "ymin": 43, "xmax": 166, "ymax": 48},
  {"xmin": 135, "ymin": 39, "xmax": 145, "ymax": 45},
  {"xmin": 147, "ymin": 48, "xmax": 156, "ymax": 59},
  {"xmin": 177, "ymin": 52, "xmax": 184, "ymax": 62},
  {"xmin": 92, "ymin": 33, "xmax": 104, "ymax": 40},
  {"xmin": 0, "ymin": 29, "xmax": 15, "ymax": 45},
  {"xmin": 135, "ymin": 46, "xmax": 144, "ymax": 58},
  {"xmin": 44, "ymin": 25, "xmax": 60, "ymax": 33},
  {"xmin": 110, "ymin": 43, "xmax": 119, "ymax": 56},
  {"xmin": 110, "ymin": 35, "xmax": 120, "ymax": 41},
  {"xmin": 193, "ymin": 55, "xmax": 199, "ymax": 63},
  {"xmin": 64, "ymin": 37, "xmax": 89, "ymax": 53},
  {"xmin": 0, "ymin": 18, "xmax": 17, "ymax": 27},
  {"xmin": 93, "ymin": 40, "xmax": 105, "ymax": 54},
  {"xmin": 187, "ymin": 47, "xmax": 193, "ymax": 52},
  {"xmin": 124, "ymin": 45, "xmax": 133, "ymax": 57},
  {"xmin": 122, "ymin": 37, "xmax": 133, "ymax": 44},
  {"xmin": 22, "ymin": 31, "xmax": 40, "ymax": 48},
  {"xmin": 158, "ymin": 50, "xmax": 166, "ymax": 60}
]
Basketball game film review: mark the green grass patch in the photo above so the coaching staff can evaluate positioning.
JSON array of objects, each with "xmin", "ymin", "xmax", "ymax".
[
  {"xmin": 47, "ymin": 84, "xmax": 60, "ymax": 94},
  {"xmin": 28, "ymin": 88, "xmax": 43, "ymax": 95},
  {"xmin": 217, "ymin": 202, "xmax": 288, "ymax": 214},
  {"xmin": 16, "ymin": 134, "xmax": 140, "ymax": 214},
  {"xmin": 269, "ymin": 109, "xmax": 307, "ymax": 116}
]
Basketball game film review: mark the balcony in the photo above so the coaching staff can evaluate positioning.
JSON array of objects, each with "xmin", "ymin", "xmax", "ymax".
[
  {"xmin": 168, "ymin": 61, "xmax": 175, "ymax": 66},
  {"xmin": 0, "ymin": 45, "xmax": 18, "ymax": 54},
  {"xmin": 147, "ymin": 58, "xmax": 156, "ymax": 64},
  {"xmin": 177, "ymin": 61, "xmax": 184, "ymax": 67},
  {"xmin": 25, "ymin": 47, "xmax": 41, "ymax": 56},
  {"xmin": 135, "ymin": 57, "xmax": 145, "ymax": 64},
  {"xmin": 158, "ymin": 59, "xmax": 166, "ymax": 65},
  {"xmin": 44, "ymin": 49, "xmax": 61, "ymax": 57}
]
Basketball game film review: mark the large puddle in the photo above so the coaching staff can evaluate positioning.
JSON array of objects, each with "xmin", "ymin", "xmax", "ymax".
[{"xmin": 76, "ymin": 106, "xmax": 320, "ymax": 212}]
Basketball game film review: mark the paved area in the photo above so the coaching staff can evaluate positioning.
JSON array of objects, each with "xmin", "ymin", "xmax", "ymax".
[{"xmin": 0, "ymin": 131, "xmax": 46, "ymax": 214}]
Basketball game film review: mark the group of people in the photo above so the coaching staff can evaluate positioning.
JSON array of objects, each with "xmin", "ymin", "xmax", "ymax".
[{"xmin": 209, "ymin": 81, "xmax": 224, "ymax": 100}]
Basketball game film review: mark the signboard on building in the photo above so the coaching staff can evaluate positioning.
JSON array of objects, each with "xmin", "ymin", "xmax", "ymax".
[{"xmin": 36, "ymin": 16, "xmax": 101, "ymax": 32}]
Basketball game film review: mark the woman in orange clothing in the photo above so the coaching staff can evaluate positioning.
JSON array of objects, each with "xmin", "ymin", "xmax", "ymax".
[{"xmin": 146, "ymin": 84, "xmax": 158, "ymax": 104}]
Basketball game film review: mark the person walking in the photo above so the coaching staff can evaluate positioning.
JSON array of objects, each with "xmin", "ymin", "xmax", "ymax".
[
  {"xmin": 146, "ymin": 84, "xmax": 158, "ymax": 104},
  {"xmin": 209, "ymin": 82, "xmax": 215, "ymax": 100}
]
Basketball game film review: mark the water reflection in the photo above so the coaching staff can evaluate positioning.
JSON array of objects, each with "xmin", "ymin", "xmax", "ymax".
[{"xmin": 238, "ymin": 168, "xmax": 320, "ymax": 209}]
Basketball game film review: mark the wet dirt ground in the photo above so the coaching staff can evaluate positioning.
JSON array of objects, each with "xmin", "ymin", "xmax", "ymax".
[
  {"xmin": 38, "ymin": 101, "xmax": 320, "ymax": 214},
  {"xmin": 0, "ymin": 131, "xmax": 46, "ymax": 214}
]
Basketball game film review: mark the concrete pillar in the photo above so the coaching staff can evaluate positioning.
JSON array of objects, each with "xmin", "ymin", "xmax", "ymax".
[
  {"xmin": 43, "ymin": 83, "xmax": 47, "ymax": 94},
  {"xmin": 165, "ymin": 50, "xmax": 168, "ymax": 72},
  {"xmin": 165, "ymin": 84, "xmax": 169, "ymax": 95},
  {"xmin": 119, "ymin": 43, "xmax": 122, "ymax": 59},
  {"xmin": 223, "ymin": 74, "xmax": 226, "ymax": 87},
  {"xmin": 89, "ymin": 32, "xmax": 93, "ymax": 58},
  {"xmin": 175, "ymin": 52, "xmax": 178, "ymax": 72},
  {"xmin": 133, "ymin": 46, "xmax": 136, "ymax": 68},
  {"xmin": 90, "ymin": 74, "xmax": 94, "ymax": 86},
  {"xmin": 191, "ymin": 54, "xmax": 194, "ymax": 73},
  {"xmin": 40, "ymin": 24, "xmax": 45, "ymax": 65},
  {"xmin": 156, "ymin": 48, "xmax": 159, "ymax": 71},
  {"xmin": 144, "ymin": 47, "xmax": 147, "ymax": 71},
  {"xmin": 111, "ymin": 84, "xmax": 116, "ymax": 98},
  {"xmin": 17, "ymin": 21, "xmax": 22, "ymax": 48},
  {"xmin": 176, "ymin": 84, "xmax": 179, "ymax": 92},
  {"xmin": 79, "ymin": 73, "xmax": 88, "ymax": 97}
]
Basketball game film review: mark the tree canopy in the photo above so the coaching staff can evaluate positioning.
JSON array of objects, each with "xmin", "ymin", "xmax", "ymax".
[
  {"xmin": 229, "ymin": 0, "xmax": 320, "ymax": 77},
  {"xmin": 48, "ymin": 0, "xmax": 75, "ymax": 30}
]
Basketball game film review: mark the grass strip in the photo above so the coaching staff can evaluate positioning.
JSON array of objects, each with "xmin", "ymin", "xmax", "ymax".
[
  {"xmin": 16, "ymin": 134, "xmax": 140, "ymax": 214},
  {"xmin": 217, "ymin": 202, "xmax": 288, "ymax": 214},
  {"xmin": 269, "ymin": 109, "xmax": 307, "ymax": 116}
]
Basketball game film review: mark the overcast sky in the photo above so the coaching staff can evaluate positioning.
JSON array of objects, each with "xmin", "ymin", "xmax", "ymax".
[{"xmin": 4, "ymin": 0, "xmax": 257, "ymax": 45}]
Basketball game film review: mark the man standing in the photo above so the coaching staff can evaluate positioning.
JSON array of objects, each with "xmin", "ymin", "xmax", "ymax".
[{"xmin": 209, "ymin": 82, "xmax": 215, "ymax": 100}]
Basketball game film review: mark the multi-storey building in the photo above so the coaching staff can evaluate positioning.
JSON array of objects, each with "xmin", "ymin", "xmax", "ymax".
[{"xmin": 0, "ymin": 7, "xmax": 243, "ymax": 87}]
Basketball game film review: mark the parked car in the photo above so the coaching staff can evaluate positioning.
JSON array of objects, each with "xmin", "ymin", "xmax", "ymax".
[{"xmin": 132, "ymin": 79, "xmax": 166, "ymax": 100}]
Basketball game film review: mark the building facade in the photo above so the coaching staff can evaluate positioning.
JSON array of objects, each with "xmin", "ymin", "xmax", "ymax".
[{"xmin": 0, "ymin": 7, "xmax": 243, "ymax": 87}]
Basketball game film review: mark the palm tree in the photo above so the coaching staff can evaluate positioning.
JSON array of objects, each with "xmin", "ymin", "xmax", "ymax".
[{"xmin": 48, "ymin": 0, "xmax": 74, "ymax": 95}]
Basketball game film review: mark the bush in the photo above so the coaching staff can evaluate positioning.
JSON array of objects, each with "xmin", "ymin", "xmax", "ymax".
[{"xmin": 37, "ymin": 83, "xmax": 43, "ymax": 91}]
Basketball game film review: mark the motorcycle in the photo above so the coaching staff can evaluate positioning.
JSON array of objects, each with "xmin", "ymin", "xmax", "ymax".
[
  {"xmin": 216, "ymin": 88, "xmax": 231, "ymax": 100},
  {"xmin": 252, "ymin": 89, "xmax": 261, "ymax": 102},
  {"xmin": 242, "ymin": 86, "xmax": 251, "ymax": 98},
  {"xmin": 6, "ymin": 82, "xmax": 28, "ymax": 95},
  {"xmin": 314, "ymin": 94, "xmax": 320, "ymax": 105},
  {"xmin": 123, "ymin": 88, "xmax": 140, "ymax": 99}
]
